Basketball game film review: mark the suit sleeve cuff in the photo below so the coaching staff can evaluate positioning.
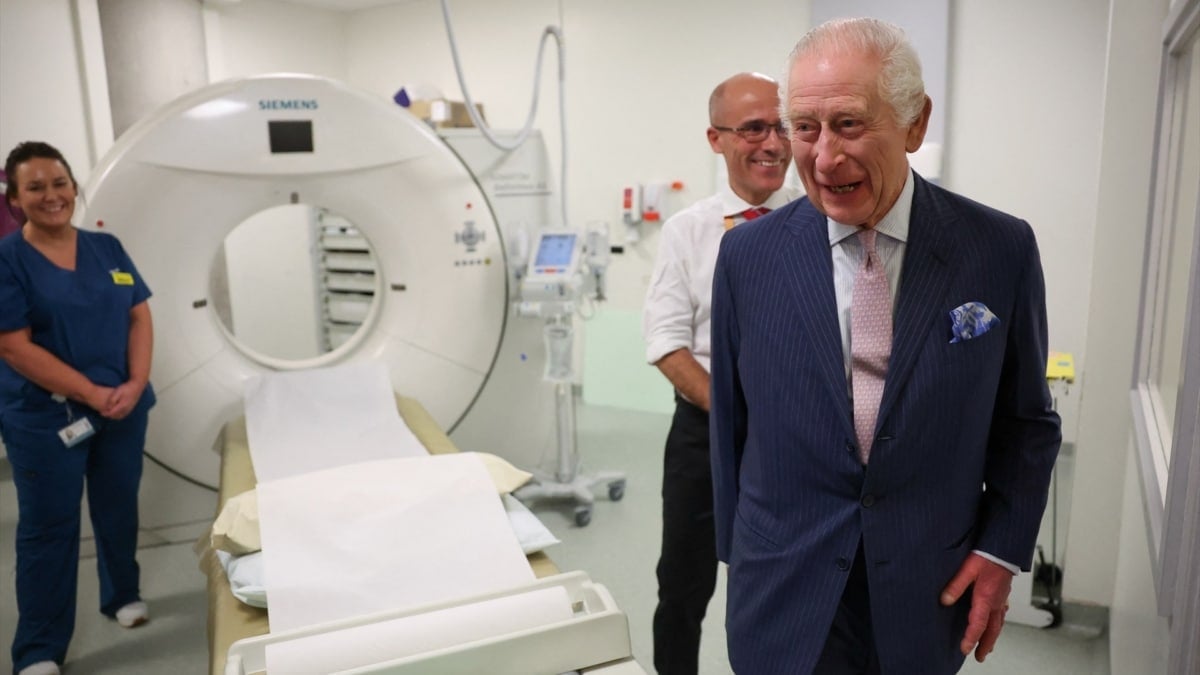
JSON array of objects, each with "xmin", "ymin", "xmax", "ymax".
[{"xmin": 972, "ymin": 549, "xmax": 1020, "ymax": 575}]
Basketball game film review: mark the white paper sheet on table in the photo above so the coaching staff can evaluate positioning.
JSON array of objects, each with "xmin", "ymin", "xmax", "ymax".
[
  {"xmin": 265, "ymin": 585, "xmax": 573, "ymax": 674},
  {"xmin": 244, "ymin": 360, "xmax": 427, "ymax": 482},
  {"xmin": 256, "ymin": 453, "xmax": 536, "ymax": 633}
]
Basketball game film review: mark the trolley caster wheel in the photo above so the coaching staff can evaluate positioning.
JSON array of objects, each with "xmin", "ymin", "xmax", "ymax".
[
  {"xmin": 574, "ymin": 506, "xmax": 592, "ymax": 527},
  {"xmin": 1049, "ymin": 604, "xmax": 1063, "ymax": 629},
  {"xmin": 1035, "ymin": 601, "xmax": 1064, "ymax": 629},
  {"xmin": 608, "ymin": 480, "xmax": 626, "ymax": 502}
]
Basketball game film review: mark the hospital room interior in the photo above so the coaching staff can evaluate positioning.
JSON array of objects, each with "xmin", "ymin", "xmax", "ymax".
[{"xmin": 0, "ymin": 0, "xmax": 1197, "ymax": 673}]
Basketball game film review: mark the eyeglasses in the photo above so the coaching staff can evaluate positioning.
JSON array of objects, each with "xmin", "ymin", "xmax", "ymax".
[{"xmin": 712, "ymin": 121, "xmax": 789, "ymax": 142}]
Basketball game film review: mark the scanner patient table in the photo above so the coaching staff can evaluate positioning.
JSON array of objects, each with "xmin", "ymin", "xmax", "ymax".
[{"xmin": 196, "ymin": 395, "xmax": 558, "ymax": 675}]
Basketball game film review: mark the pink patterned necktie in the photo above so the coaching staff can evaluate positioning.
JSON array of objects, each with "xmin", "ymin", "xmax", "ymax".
[{"xmin": 851, "ymin": 228, "xmax": 892, "ymax": 465}]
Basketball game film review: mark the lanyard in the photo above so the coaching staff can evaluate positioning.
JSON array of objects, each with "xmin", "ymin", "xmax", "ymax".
[{"xmin": 51, "ymin": 393, "xmax": 74, "ymax": 422}]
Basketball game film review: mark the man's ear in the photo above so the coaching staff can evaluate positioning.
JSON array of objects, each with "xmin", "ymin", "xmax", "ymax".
[
  {"xmin": 707, "ymin": 126, "xmax": 724, "ymax": 154},
  {"xmin": 905, "ymin": 96, "xmax": 933, "ymax": 153}
]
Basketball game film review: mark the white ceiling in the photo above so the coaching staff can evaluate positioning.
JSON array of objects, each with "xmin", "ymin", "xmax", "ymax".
[
  {"xmin": 204, "ymin": 0, "xmax": 411, "ymax": 11},
  {"xmin": 264, "ymin": 0, "xmax": 411, "ymax": 11}
]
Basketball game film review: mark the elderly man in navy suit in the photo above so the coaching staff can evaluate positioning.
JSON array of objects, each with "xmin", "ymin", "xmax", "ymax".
[{"xmin": 709, "ymin": 17, "xmax": 1061, "ymax": 674}]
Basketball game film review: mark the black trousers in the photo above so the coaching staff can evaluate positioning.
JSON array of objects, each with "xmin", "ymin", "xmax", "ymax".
[
  {"xmin": 653, "ymin": 395, "xmax": 718, "ymax": 675},
  {"xmin": 814, "ymin": 541, "xmax": 882, "ymax": 674}
]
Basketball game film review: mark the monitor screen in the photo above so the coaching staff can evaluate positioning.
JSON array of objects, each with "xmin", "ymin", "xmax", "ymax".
[
  {"xmin": 534, "ymin": 233, "xmax": 577, "ymax": 268},
  {"xmin": 268, "ymin": 120, "xmax": 314, "ymax": 153}
]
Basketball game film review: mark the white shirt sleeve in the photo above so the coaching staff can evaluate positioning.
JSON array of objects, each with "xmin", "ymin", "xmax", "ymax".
[
  {"xmin": 643, "ymin": 216, "xmax": 698, "ymax": 366},
  {"xmin": 642, "ymin": 189, "xmax": 796, "ymax": 370},
  {"xmin": 971, "ymin": 549, "xmax": 1020, "ymax": 575}
]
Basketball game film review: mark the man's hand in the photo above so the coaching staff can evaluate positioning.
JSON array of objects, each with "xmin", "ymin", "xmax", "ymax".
[
  {"xmin": 940, "ymin": 552, "xmax": 1013, "ymax": 662},
  {"xmin": 654, "ymin": 348, "xmax": 711, "ymax": 411}
]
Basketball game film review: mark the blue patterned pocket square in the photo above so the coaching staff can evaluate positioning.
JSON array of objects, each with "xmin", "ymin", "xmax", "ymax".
[{"xmin": 949, "ymin": 302, "xmax": 999, "ymax": 343}]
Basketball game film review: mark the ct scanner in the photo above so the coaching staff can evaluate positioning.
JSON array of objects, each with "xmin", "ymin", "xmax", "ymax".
[{"xmin": 81, "ymin": 73, "xmax": 560, "ymax": 489}]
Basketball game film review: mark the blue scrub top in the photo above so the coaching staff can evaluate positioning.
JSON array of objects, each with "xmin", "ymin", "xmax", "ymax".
[{"xmin": 0, "ymin": 228, "xmax": 156, "ymax": 416}]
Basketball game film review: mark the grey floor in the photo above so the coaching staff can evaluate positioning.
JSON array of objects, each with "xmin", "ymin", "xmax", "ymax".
[{"xmin": 0, "ymin": 402, "xmax": 1108, "ymax": 674}]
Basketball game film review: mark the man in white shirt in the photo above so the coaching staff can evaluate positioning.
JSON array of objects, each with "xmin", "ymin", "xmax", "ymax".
[{"xmin": 642, "ymin": 72, "xmax": 798, "ymax": 675}]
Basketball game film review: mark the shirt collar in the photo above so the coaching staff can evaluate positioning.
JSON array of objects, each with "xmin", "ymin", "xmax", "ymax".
[
  {"xmin": 719, "ymin": 181, "xmax": 795, "ymax": 218},
  {"xmin": 827, "ymin": 168, "xmax": 915, "ymax": 247}
]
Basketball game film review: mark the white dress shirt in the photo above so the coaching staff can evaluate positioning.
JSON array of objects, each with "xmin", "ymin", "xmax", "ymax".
[{"xmin": 643, "ymin": 182, "xmax": 799, "ymax": 372}]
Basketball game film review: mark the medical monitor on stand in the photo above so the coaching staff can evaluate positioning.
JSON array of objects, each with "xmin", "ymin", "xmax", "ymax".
[
  {"xmin": 530, "ymin": 232, "xmax": 577, "ymax": 273},
  {"xmin": 514, "ymin": 230, "xmax": 625, "ymax": 526}
]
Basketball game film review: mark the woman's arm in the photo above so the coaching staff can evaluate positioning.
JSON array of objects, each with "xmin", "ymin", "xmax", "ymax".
[
  {"xmin": 103, "ymin": 300, "xmax": 153, "ymax": 420},
  {"xmin": 0, "ymin": 326, "xmax": 113, "ymax": 411}
]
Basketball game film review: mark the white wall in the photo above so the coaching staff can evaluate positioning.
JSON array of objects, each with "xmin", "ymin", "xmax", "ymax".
[
  {"xmin": 342, "ymin": 0, "xmax": 809, "ymax": 410},
  {"xmin": 0, "ymin": 0, "xmax": 95, "ymax": 183},
  {"xmin": 944, "ymin": 0, "xmax": 1109, "ymax": 448},
  {"xmin": 1099, "ymin": 0, "xmax": 1193, "ymax": 666},
  {"xmin": 224, "ymin": 205, "xmax": 323, "ymax": 360},
  {"xmin": 0, "ymin": 0, "xmax": 96, "ymax": 461},
  {"xmin": 203, "ymin": 0, "xmax": 348, "ymax": 82},
  {"xmin": 811, "ymin": 0, "xmax": 950, "ymax": 152},
  {"xmin": 1062, "ymin": 0, "xmax": 1167, "ymax": 608},
  {"xmin": 1110, "ymin": 446, "xmax": 1171, "ymax": 673},
  {"xmin": 99, "ymin": 0, "xmax": 208, "ymax": 136},
  {"xmin": 344, "ymin": 0, "xmax": 809, "ymax": 311}
]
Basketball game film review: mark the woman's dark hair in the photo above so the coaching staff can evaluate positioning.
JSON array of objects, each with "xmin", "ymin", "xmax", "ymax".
[{"xmin": 4, "ymin": 141, "xmax": 78, "ymax": 200}]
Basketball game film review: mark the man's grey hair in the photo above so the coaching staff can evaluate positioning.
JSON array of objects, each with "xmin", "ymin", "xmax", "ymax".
[{"xmin": 780, "ymin": 17, "xmax": 926, "ymax": 128}]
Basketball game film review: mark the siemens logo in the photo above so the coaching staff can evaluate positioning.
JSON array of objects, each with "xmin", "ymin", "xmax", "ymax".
[{"xmin": 258, "ymin": 99, "xmax": 318, "ymax": 111}]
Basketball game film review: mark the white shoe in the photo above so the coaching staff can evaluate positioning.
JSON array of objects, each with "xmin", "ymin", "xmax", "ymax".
[
  {"xmin": 17, "ymin": 661, "xmax": 60, "ymax": 675},
  {"xmin": 116, "ymin": 600, "xmax": 149, "ymax": 628}
]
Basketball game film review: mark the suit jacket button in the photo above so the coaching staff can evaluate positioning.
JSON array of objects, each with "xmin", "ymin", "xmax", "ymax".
[
  {"xmin": 861, "ymin": 494, "xmax": 876, "ymax": 508},
  {"xmin": 845, "ymin": 441, "xmax": 856, "ymax": 454},
  {"xmin": 836, "ymin": 557, "xmax": 850, "ymax": 571}
]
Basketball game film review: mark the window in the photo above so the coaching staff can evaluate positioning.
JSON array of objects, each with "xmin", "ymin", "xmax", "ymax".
[{"xmin": 1131, "ymin": 1, "xmax": 1200, "ymax": 671}]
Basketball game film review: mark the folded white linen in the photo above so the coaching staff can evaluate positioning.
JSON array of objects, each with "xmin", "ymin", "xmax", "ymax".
[
  {"xmin": 502, "ymin": 494, "xmax": 561, "ymax": 555},
  {"xmin": 214, "ymin": 492, "xmax": 560, "ymax": 609},
  {"xmin": 257, "ymin": 454, "xmax": 535, "ymax": 632}
]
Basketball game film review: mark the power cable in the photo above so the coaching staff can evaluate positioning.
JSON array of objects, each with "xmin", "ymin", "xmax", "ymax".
[{"xmin": 438, "ymin": 0, "xmax": 569, "ymax": 227}]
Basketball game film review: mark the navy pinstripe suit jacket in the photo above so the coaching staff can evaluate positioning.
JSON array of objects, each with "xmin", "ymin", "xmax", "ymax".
[{"xmin": 709, "ymin": 173, "xmax": 1062, "ymax": 674}]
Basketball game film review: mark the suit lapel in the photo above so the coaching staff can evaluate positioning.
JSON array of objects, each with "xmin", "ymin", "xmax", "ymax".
[
  {"xmin": 876, "ymin": 176, "xmax": 958, "ymax": 430},
  {"xmin": 782, "ymin": 201, "xmax": 855, "ymax": 439}
]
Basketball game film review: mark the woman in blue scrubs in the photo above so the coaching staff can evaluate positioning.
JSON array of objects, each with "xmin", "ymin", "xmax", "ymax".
[{"xmin": 0, "ymin": 142, "xmax": 155, "ymax": 675}]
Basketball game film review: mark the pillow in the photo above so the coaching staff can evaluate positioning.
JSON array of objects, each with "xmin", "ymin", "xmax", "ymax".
[
  {"xmin": 210, "ymin": 489, "xmax": 260, "ymax": 555},
  {"xmin": 216, "ymin": 550, "xmax": 267, "ymax": 608},
  {"xmin": 210, "ymin": 452, "xmax": 533, "ymax": 555},
  {"xmin": 474, "ymin": 452, "xmax": 533, "ymax": 494}
]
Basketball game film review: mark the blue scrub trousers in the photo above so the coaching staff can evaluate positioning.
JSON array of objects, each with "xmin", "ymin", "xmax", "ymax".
[{"xmin": 2, "ymin": 404, "xmax": 147, "ymax": 671}]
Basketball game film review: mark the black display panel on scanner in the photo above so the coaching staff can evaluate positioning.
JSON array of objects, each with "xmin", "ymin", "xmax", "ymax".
[{"xmin": 268, "ymin": 120, "xmax": 314, "ymax": 153}]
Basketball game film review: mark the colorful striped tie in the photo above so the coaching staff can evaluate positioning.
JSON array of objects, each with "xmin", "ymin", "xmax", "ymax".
[
  {"xmin": 742, "ymin": 207, "xmax": 771, "ymax": 221},
  {"xmin": 851, "ymin": 228, "xmax": 892, "ymax": 465}
]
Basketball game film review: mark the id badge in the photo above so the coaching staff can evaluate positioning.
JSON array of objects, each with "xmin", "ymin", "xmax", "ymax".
[
  {"xmin": 58, "ymin": 417, "xmax": 95, "ymax": 447},
  {"xmin": 111, "ymin": 271, "xmax": 134, "ymax": 285}
]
